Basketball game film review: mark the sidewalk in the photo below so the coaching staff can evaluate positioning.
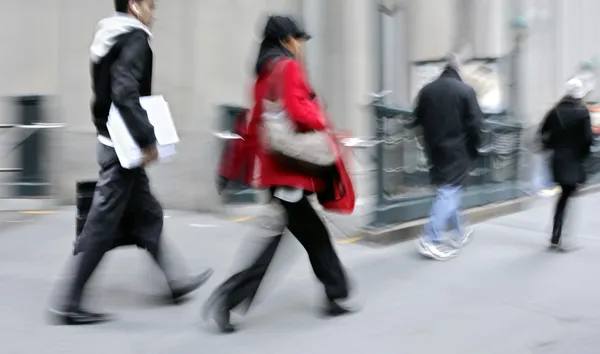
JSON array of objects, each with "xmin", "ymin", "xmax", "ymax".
[{"xmin": 1, "ymin": 193, "xmax": 600, "ymax": 353}]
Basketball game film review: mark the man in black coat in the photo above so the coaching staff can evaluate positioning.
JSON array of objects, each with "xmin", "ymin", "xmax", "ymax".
[
  {"xmin": 413, "ymin": 52, "xmax": 483, "ymax": 260},
  {"xmin": 49, "ymin": 0, "xmax": 212, "ymax": 325}
]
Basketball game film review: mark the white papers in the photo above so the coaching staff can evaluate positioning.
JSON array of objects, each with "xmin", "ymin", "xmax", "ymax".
[{"xmin": 107, "ymin": 95, "xmax": 179, "ymax": 169}]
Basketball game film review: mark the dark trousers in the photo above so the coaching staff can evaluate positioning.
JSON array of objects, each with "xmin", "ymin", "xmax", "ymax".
[
  {"xmin": 65, "ymin": 143, "xmax": 175, "ymax": 309},
  {"xmin": 217, "ymin": 196, "xmax": 349, "ymax": 312},
  {"xmin": 551, "ymin": 184, "xmax": 577, "ymax": 244}
]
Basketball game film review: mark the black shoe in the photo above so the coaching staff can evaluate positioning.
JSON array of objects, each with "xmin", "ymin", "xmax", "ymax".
[
  {"xmin": 213, "ymin": 306, "xmax": 236, "ymax": 334},
  {"xmin": 170, "ymin": 269, "xmax": 213, "ymax": 302},
  {"xmin": 202, "ymin": 291, "xmax": 237, "ymax": 334},
  {"xmin": 324, "ymin": 300, "xmax": 353, "ymax": 317},
  {"xmin": 551, "ymin": 222, "xmax": 562, "ymax": 246},
  {"xmin": 549, "ymin": 240, "xmax": 580, "ymax": 253},
  {"xmin": 49, "ymin": 307, "xmax": 113, "ymax": 325}
]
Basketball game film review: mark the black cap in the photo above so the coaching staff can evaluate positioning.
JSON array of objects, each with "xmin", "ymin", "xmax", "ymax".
[{"xmin": 262, "ymin": 15, "xmax": 311, "ymax": 41}]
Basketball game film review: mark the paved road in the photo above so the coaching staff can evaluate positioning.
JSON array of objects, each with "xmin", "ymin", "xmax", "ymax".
[{"xmin": 1, "ymin": 194, "xmax": 600, "ymax": 354}]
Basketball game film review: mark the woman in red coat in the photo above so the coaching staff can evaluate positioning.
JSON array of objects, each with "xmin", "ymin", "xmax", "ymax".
[{"xmin": 206, "ymin": 15, "xmax": 356, "ymax": 333}]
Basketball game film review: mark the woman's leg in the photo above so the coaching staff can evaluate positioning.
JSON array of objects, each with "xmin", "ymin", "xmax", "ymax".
[
  {"xmin": 205, "ymin": 234, "xmax": 283, "ymax": 333},
  {"xmin": 551, "ymin": 184, "xmax": 576, "ymax": 245},
  {"xmin": 205, "ymin": 191, "xmax": 287, "ymax": 333},
  {"xmin": 279, "ymin": 197, "xmax": 350, "ymax": 312},
  {"xmin": 222, "ymin": 235, "xmax": 284, "ymax": 311}
]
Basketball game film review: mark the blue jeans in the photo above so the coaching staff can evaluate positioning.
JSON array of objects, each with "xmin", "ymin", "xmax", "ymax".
[{"xmin": 423, "ymin": 185, "xmax": 464, "ymax": 243}]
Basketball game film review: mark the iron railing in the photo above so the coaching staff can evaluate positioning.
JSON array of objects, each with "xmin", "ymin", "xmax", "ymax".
[
  {"xmin": 215, "ymin": 102, "xmax": 525, "ymax": 229},
  {"xmin": 368, "ymin": 101, "xmax": 524, "ymax": 228}
]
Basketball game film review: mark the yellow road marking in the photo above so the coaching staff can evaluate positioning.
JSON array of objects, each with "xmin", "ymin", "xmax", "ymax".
[
  {"xmin": 335, "ymin": 237, "xmax": 363, "ymax": 245},
  {"xmin": 21, "ymin": 210, "xmax": 56, "ymax": 215},
  {"xmin": 229, "ymin": 216, "xmax": 253, "ymax": 222}
]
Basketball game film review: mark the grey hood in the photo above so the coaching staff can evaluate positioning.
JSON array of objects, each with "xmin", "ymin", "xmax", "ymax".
[{"xmin": 90, "ymin": 13, "xmax": 152, "ymax": 63}]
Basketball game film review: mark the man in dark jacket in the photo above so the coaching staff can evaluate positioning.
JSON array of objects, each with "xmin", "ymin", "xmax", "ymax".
[
  {"xmin": 50, "ymin": 0, "xmax": 212, "ymax": 325},
  {"xmin": 414, "ymin": 52, "xmax": 483, "ymax": 260}
]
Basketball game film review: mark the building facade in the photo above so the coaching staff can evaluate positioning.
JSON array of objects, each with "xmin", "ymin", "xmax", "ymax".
[{"xmin": 0, "ymin": 0, "xmax": 599, "ymax": 210}]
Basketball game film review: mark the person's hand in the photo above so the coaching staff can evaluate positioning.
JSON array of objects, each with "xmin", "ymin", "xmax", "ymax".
[{"xmin": 141, "ymin": 145, "xmax": 159, "ymax": 166}]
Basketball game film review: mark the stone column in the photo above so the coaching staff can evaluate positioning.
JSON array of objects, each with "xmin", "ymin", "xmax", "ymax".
[
  {"xmin": 336, "ymin": 0, "xmax": 376, "ymax": 136},
  {"xmin": 409, "ymin": 0, "xmax": 457, "ymax": 62},
  {"xmin": 304, "ymin": 0, "xmax": 376, "ymax": 198},
  {"xmin": 333, "ymin": 0, "xmax": 377, "ymax": 198},
  {"xmin": 390, "ymin": 5, "xmax": 411, "ymax": 106},
  {"xmin": 471, "ymin": 0, "xmax": 510, "ymax": 58},
  {"xmin": 302, "ymin": 0, "xmax": 325, "ymax": 92}
]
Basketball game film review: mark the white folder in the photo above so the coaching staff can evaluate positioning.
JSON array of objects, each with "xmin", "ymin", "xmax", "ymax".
[{"xmin": 107, "ymin": 95, "xmax": 179, "ymax": 169}]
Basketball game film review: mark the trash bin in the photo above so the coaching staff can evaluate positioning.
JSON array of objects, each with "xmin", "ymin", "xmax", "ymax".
[
  {"xmin": 217, "ymin": 104, "xmax": 256, "ymax": 204},
  {"xmin": 73, "ymin": 180, "xmax": 140, "ymax": 255}
]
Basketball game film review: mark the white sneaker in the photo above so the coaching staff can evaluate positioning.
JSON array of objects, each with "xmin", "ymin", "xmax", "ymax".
[
  {"xmin": 418, "ymin": 238, "xmax": 458, "ymax": 261},
  {"xmin": 447, "ymin": 226, "xmax": 474, "ymax": 249}
]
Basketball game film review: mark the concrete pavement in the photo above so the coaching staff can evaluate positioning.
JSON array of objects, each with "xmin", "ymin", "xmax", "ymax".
[{"xmin": 1, "ymin": 193, "xmax": 600, "ymax": 353}]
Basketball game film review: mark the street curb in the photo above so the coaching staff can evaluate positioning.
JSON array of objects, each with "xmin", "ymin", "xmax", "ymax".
[
  {"xmin": 360, "ymin": 197, "xmax": 530, "ymax": 246},
  {"xmin": 359, "ymin": 183, "xmax": 600, "ymax": 247},
  {"xmin": 578, "ymin": 182, "xmax": 600, "ymax": 196}
]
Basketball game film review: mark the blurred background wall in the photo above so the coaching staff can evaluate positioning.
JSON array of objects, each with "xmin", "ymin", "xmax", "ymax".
[{"xmin": 1, "ymin": 0, "xmax": 599, "ymax": 210}]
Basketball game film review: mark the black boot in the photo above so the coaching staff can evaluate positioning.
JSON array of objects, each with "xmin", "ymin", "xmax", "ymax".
[
  {"xmin": 324, "ymin": 299, "xmax": 353, "ymax": 317},
  {"xmin": 549, "ymin": 221, "xmax": 580, "ymax": 252},
  {"xmin": 550, "ymin": 220, "xmax": 562, "ymax": 248},
  {"xmin": 49, "ymin": 306, "xmax": 113, "ymax": 326},
  {"xmin": 213, "ymin": 305, "xmax": 236, "ymax": 334},
  {"xmin": 202, "ymin": 288, "xmax": 237, "ymax": 334}
]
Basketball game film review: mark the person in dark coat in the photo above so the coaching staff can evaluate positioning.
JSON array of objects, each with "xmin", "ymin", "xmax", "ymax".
[
  {"xmin": 49, "ymin": 0, "xmax": 213, "ymax": 325},
  {"xmin": 413, "ymin": 52, "xmax": 483, "ymax": 261},
  {"xmin": 539, "ymin": 78, "xmax": 593, "ymax": 251}
]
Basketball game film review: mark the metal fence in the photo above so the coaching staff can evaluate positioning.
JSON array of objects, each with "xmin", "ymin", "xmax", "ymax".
[
  {"xmin": 368, "ymin": 101, "xmax": 524, "ymax": 229},
  {"xmin": 216, "ymin": 101, "xmax": 526, "ymax": 229}
]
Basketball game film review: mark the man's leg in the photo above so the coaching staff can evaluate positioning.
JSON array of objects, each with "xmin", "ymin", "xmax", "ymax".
[
  {"xmin": 419, "ymin": 186, "xmax": 459, "ymax": 260},
  {"xmin": 446, "ymin": 186, "xmax": 473, "ymax": 248},
  {"xmin": 449, "ymin": 187, "xmax": 464, "ymax": 236},
  {"xmin": 128, "ymin": 169, "xmax": 212, "ymax": 301},
  {"xmin": 52, "ymin": 144, "xmax": 134, "ymax": 325},
  {"xmin": 449, "ymin": 209, "xmax": 465, "ymax": 237}
]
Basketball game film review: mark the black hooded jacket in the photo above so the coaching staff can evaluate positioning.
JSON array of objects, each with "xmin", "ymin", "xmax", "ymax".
[
  {"xmin": 89, "ymin": 14, "xmax": 156, "ymax": 149},
  {"xmin": 540, "ymin": 96, "xmax": 593, "ymax": 185},
  {"xmin": 414, "ymin": 66, "xmax": 483, "ymax": 186}
]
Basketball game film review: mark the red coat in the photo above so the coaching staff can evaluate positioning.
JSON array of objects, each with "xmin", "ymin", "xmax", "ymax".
[{"xmin": 220, "ymin": 58, "xmax": 355, "ymax": 214}]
